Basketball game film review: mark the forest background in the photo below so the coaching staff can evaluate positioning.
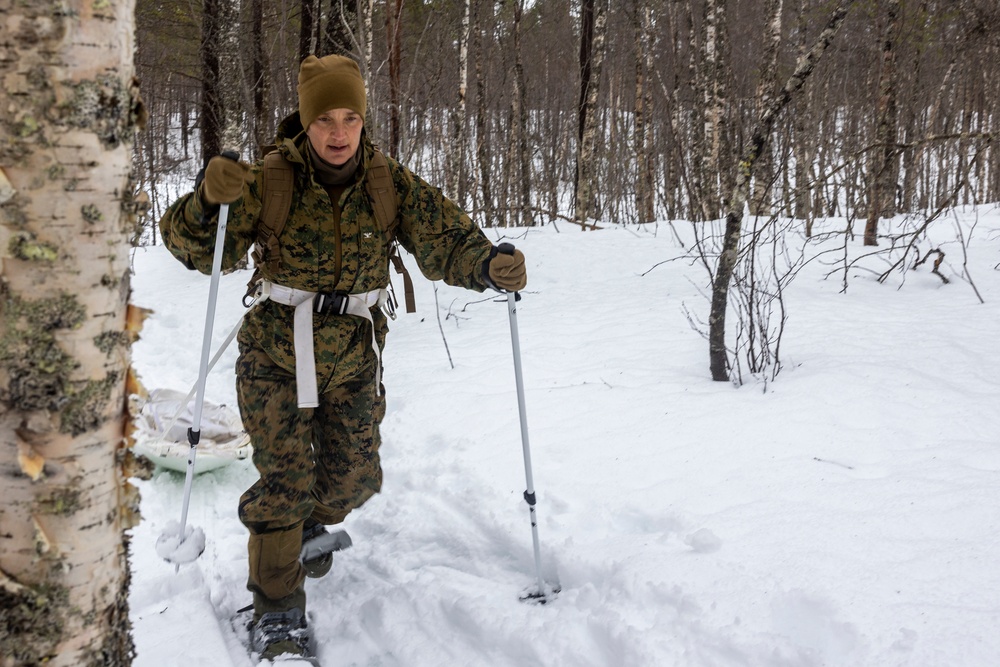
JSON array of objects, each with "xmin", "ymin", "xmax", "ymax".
[{"xmin": 134, "ymin": 0, "xmax": 1000, "ymax": 238}]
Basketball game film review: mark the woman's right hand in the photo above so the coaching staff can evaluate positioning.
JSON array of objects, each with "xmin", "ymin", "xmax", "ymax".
[{"xmin": 201, "ymin": 153, "xmax": 251, "ymax": 205}]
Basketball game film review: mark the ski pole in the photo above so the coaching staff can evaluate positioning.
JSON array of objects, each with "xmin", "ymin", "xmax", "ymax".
[
  {"xmin": 498, "ymin": 243, "xmax": 555, "ymax": 603},
  {"xmin": 164, "ymin": 151, "xmax": 239, "ymax": 568}
]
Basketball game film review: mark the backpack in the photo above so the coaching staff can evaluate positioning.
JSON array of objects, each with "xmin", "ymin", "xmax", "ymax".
[{"xmin": 247, "ymin": 148, "xmax": 415, "ymax": 313}]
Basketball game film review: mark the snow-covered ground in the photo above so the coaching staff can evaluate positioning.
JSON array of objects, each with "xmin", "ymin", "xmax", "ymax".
[{"xmin": 128, "ymin": 208, "xmax": 1000, "ymax": 666}]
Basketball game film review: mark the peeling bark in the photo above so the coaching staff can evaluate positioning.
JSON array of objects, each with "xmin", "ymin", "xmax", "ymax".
[{"xmin": 0, "ymin": 1, "xmax": 141, "ymax": 664}]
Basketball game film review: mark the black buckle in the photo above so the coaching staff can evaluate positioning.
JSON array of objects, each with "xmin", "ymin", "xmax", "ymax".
[{"xmin": 313, "ymin": 291, "xmax": 349, "ymax": 315}]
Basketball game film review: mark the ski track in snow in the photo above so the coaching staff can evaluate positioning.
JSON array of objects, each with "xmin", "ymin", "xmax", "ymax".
[{"xmin": 129, "ymin": 210, "xmax": 1000, "ymax": 666}]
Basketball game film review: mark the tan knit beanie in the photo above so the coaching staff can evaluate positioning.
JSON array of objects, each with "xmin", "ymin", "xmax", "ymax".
[{"xmin": 297, "ymin": 55, "xmax": 367, "ymax": 129}]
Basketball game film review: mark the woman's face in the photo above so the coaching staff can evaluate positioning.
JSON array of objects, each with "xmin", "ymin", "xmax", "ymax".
[{"xmin": 307, "ymin": 108, "xmax": 364, "ymax": 166}]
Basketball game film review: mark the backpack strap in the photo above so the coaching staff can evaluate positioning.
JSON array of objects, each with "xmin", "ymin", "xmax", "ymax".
[
  {"xmin": 366, "ymin": 149, "xmax": 415, "ymax": 313},
  {"xmin": 365, "ymin": 149, "xmax": 398, "ymax": 238},
  {"xmin": 389, "ymin": 253, "xmax": 415, "ymax": 315},
  {"xmin": 252, "ymin": 150, "xmax": 295, "ymax": 274}
]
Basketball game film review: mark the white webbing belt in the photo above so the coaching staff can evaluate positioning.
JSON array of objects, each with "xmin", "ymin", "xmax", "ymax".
[{"xmin": 261, "ymin": 281, "xmax": 387, "ymax": 408}]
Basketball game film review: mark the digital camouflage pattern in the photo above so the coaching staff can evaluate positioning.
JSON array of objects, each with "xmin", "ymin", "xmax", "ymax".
[
  {"xmin": 160, "ymin": 112, "xmax": 493, "ymax": 389},
  {"xmin": 238, "ymin": 341, "xmax": 385, "ymax": 602},
  {"xmin": 159, "ymin": 112, "xmax": 495, "ymax": 606},
  {"xmin": 235, "ymin": 342, "xmax": 385, "ymax": 535}
]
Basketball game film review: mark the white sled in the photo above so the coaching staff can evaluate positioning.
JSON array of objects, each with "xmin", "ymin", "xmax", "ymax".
[{"xmin": 132, "ymin": 388, "xmax": 252, "ymax": 474}]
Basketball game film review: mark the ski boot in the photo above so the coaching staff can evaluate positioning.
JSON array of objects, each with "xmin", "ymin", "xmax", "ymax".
[
  {"xmin": 249, "ymin": 606, "xmax": 312, "ymax": 662},
  {"xmin": 300, "ymin": 518, "xmax": 352, "ymax": 578}
]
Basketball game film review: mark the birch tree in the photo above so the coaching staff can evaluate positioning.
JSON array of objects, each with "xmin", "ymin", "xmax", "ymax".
[
  {"xmin": 699, "ymin": 0, "xmax": 729, "ymax": 220},
  {"xmin": 509, "ymin": 0, "xmax": 532, "ymax": 226},
  {"xmin": 218, "ymin": 0, "xmax": 241, "ymax": 151},
  {"xmin": 361, "ymin": 0, "xmax": 375, "ymax": 119},
  {"xmin": 574, "ymin": 0, "xmax": 608, "ymax": 229},
  {"xmin": 709, "ymin": 0, "xmax": 857, "ymax": 381},
  {"xmin": 864, "ymin": 0, "xmax": 901, "ymax": 245},
  {"xmin": 385, "ymin": 0, "xmax": 404, "ymax": 157},
  {"xmin": 750, "ymin": 0, "xmax": 784, "ymax": 216},
  {"xmin": 0, "ymin": 0, "xmax": 144, "ymax": 663},
  {"xmin": 792, "ymin": 0, "xmax": 816, "ymax": 228},
  {"xmin": 448, "ymin": 0, "xmax": 472, "ymax": 203},
  {"xmin": 634, "ymin": 0, "xmax": 655, "ymax": 224}
]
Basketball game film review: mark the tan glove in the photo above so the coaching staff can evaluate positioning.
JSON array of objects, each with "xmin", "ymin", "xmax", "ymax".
[
  {"xmin": 200, "ymin": 154, "xmax": 251, "ymax": 205},
  {"xmin": 487, "ymin": 245, "xmax": 527, "ymax": 292}
]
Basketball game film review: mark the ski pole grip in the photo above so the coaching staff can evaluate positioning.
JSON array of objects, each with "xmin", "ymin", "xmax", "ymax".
[{"xmin": 495, "ymin": 243, "xmax": 521, "ymax": 300}]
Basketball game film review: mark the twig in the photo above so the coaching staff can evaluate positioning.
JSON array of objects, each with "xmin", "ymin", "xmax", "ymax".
[
  {"xmin": 813, "ymin": 457, "xmax": 855, "ymax": 470},
  {"xmin": 953, "ymin": 209, "xmax": 985, "ymax": 303},
  {"xmin": 640, "ymin": 255, "xmax": 690, "ymax": 276},
  {"xmin": 460, "ymin": 293, "xmax": 509, "ymax": 313},
  {"xmin": 912, "ymin": 248, "xmax": 949, "ymax": 284},
  {"xmin": 433, "ymin": 283, "xmax": 454, "ymax": 369}
]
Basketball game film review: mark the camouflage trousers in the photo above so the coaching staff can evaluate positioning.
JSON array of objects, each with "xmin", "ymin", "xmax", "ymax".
[{"xmin": 235, "ymin": 341, "xmax": 385, "ymax": 601}]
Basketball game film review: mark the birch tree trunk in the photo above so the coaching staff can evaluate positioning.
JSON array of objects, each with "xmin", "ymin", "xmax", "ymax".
[
  {"xmin": 448, "ymin": 0, "xmax": 471, "ymax": 203},
  {"xmin": 362, "ymin": 0, "xmax": 375, "ymax": 126},
  {"xmin": 385, "ymin": 0, "xmax": 404, "ymax": 157},
  {"xmin": 634, "ymin": 0, "xmax": 655, "ymax": 224},
  {"xmin": 509, "ymin": 0, "xmax": 531, "ymax": 226},
  {"xmin": 749, "ymin": 0, "xmax": 784, "ymax": 216},
  {"xmin": 574, "ymin": 0, "xmax": 608, "ymax": 229},
  {"xmin": 864, "ymin": 0, "xmax": 901, "ymax": 246},
  {"xmin": 219, "ymin": 0, "xmax": 241, "ymax": 152},
  {"xmin": 670, "ymin": 0, "xmax": 701, "ymax": 220},
  {"xmin": 793, "ymin": 0, "xmax": 815, "ymax": 229},
  {"xmin": 700, "ymin": 0, "xmax": 728, "ymax": 220},
  {"xmin": 709, "ymin": 0, "xmax": 855, "ymax": 381},
  {"xmin": 0, "ymin": 1, "xmax": 144, "ymax": 664}
]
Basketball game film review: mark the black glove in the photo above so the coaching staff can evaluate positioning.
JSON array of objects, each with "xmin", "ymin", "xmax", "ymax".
[{"xmin": 483, "ymin": 242, "xmax": 527, "ymax": 292}]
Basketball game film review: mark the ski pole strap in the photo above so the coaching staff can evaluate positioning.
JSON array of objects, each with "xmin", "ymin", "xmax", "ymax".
[{"xmin": 263, "ymin": 281, "xmax": 387, "ymax": 407}]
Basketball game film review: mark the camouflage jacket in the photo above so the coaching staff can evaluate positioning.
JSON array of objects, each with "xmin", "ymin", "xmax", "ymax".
[{"xmin": 159, "ymin": 113, "xmax": 493, "ymax": 387}]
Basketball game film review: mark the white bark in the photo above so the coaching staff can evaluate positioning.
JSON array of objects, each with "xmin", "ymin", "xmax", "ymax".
[
  {"xmin": 362, "ymin": 0, "xmax": 375, "ymax": 127},
  {"xmin": 750, "ymin": 0, "xmax": 784, "ymax": 215},
  {"xmin": 701, "ymin": 0, "xmax": 725, "ymax": 214},
  {"xmin": 574, "ymin": 0, "xmax": 608, "ymax": 229},
  {"xmin": 448, "ymin": 0, "xmax": 471, "ymax": 201},
  {"xmin": 0, "ymin": 1, "xmax": 143, "ymax": 664}
]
